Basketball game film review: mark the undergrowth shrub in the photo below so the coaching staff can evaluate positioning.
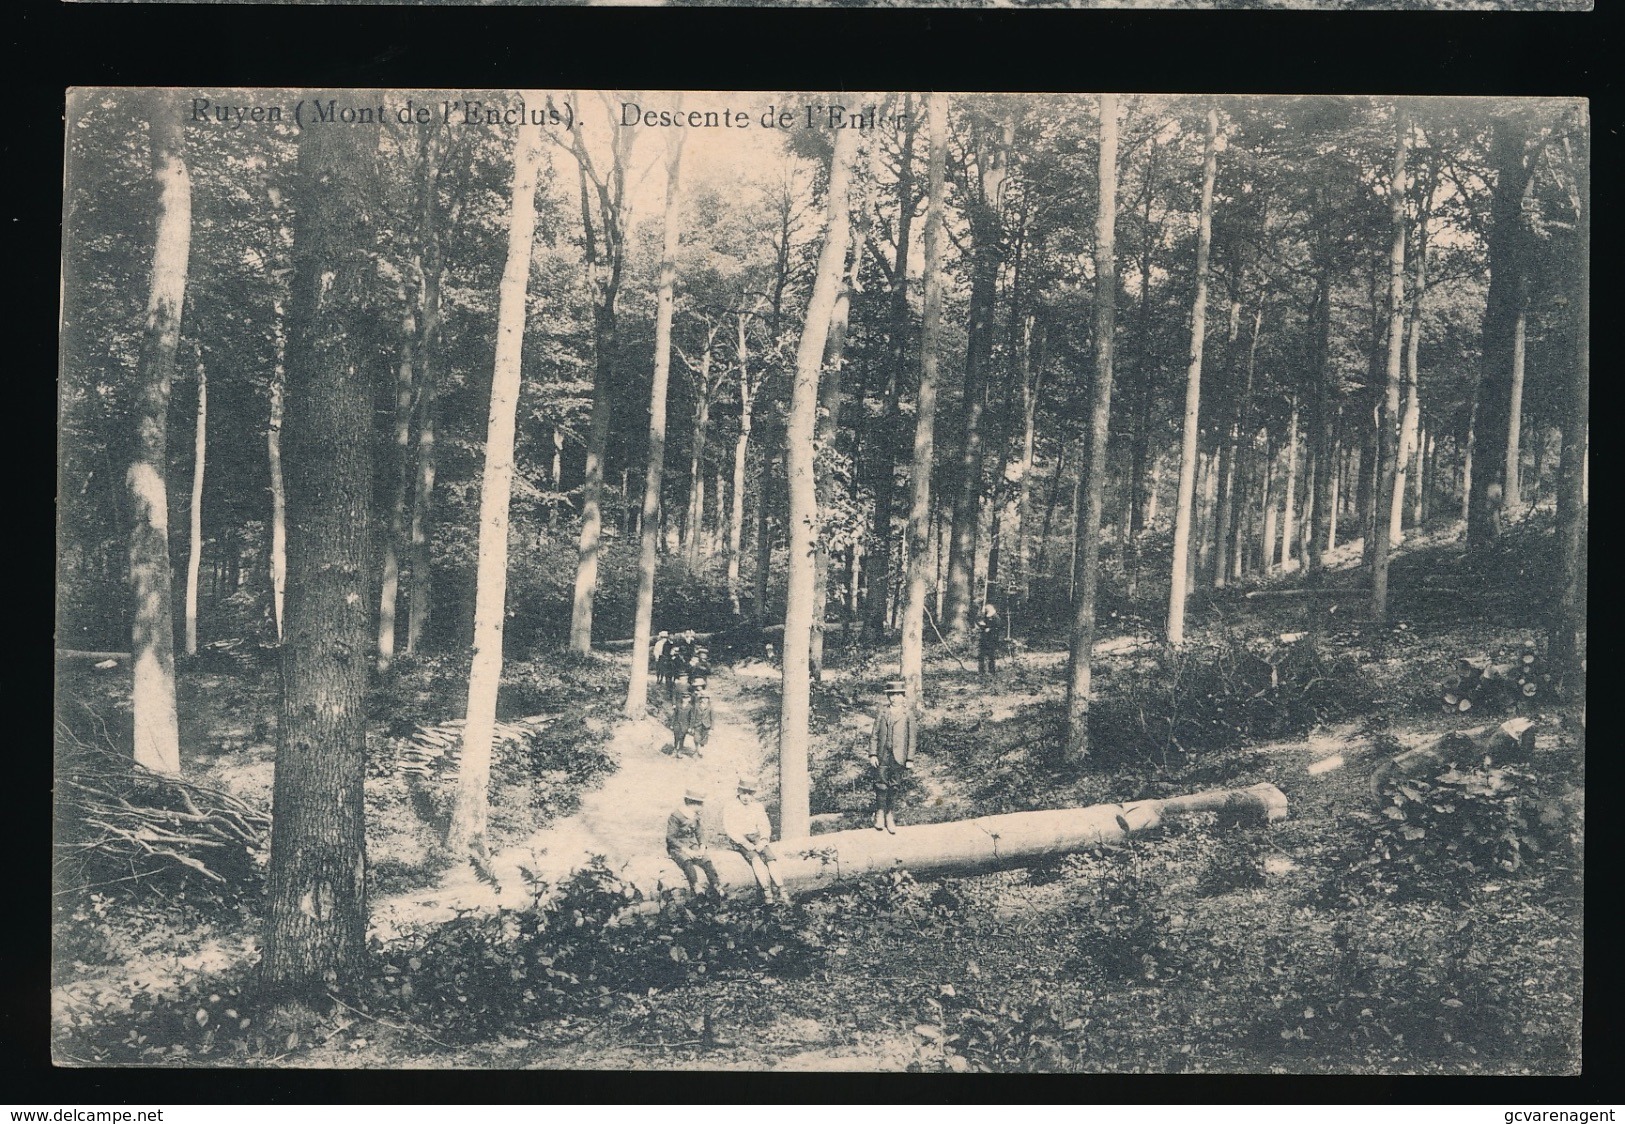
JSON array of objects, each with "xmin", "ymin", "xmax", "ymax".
[
  {"xmin": 1062, "ymin": 845, "xmax": 1182, "ymax": 981},
  {"xmin": 911, "ymin": 985, "xmax": 1084, "ymax": 1072},
  {"xmin": 1352, "ymin": 762, "xmax": 1575, "ymax": 903},
  {"xmin": 1090, "ymin": 634, "xmax": 1371, "ymax": 767},
  {"xmin": 367, "ymin": 859, "xmax": 823, "ymax": 1043}
]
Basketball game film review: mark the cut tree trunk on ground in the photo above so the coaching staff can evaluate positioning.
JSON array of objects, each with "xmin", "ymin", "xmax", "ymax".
[
  {"xmin": 641, "ymin": 782, "xmax": 1288, "ymax": 903},
  {"xmin": 1368, "ymin": 718, "xmax": 1536, "ymax": 801}
]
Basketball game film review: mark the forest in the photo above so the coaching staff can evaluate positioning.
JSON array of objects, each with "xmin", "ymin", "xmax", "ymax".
[{"xmin": 55, "ymin": 89, "xmax": 1586, "ymax": 1073}]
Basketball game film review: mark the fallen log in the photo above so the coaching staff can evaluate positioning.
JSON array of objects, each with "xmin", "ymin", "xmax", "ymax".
[
  {"xmin": 636, "ymin": 782, "xmax": 1288, "ymax": 904},
  {"xmin": 1368, "ymin": 717, "xmax": 1536, "ymax": 802}
]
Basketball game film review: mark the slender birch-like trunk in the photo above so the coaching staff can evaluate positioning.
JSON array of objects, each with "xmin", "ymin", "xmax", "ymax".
[{"xmin": 1167, "ymin": 109, "xmax": 1219, "ymax": 647}]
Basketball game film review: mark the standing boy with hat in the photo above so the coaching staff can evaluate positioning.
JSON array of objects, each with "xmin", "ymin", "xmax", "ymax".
[
  {"xmin": 722, "ymin": 775, "xmax": 788, "ymax": 904},
  {"xmin": 665, "ymin": 787, "xmax": 722, "ymax": 900},
  {"xmin": 869, "ymin": 679, "xmax": 916, "ymax": 834},
  {"xmin": 670, "ymin": 681, "xmax": 695, "ymax": 756},
  {"xmin": 687, "ymin": 674, "xmax": 713, "ymax": 755}
]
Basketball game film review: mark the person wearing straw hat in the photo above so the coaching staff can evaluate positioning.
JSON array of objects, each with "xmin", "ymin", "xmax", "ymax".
[
  {"xmin": 665, "ymin": 787, "xmax": 722, "ymax": 900},
  {"xmin": 722, "ymin": 775, "xmax": 788, "ymax": 904},
  {"xmin": 869, "ymin": 679, "xmax": 916, "ymax": 834}
]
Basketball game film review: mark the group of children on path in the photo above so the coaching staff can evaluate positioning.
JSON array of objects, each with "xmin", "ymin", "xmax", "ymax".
[{"xmin": 652, "ymin": 606, "xmax": 1004, "ymax": 904}]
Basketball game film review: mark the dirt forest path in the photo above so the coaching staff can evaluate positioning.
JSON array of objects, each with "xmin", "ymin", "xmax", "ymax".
[{"xmin": 369, "ymin": 662, "xmax": 771, "ymax": 942}]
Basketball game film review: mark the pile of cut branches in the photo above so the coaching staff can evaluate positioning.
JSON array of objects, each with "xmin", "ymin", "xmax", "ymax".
[{"xmin": 54, "ymin": 723, "xmax": 269, "ymax": 901}]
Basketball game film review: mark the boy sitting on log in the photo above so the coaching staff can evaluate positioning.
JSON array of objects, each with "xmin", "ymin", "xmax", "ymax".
[
  {"xmin": 723, "ymin": 775, "xmax": 789, "ymax": 904},
  {"xmin": 665, "ymin": 787, "xmax": 723, "ymax": 900}
]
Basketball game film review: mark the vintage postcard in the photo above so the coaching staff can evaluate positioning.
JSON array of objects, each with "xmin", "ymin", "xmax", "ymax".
[{"xmin": 56, "ymin": 88, "xmax": 1586, "ymax": 1072}]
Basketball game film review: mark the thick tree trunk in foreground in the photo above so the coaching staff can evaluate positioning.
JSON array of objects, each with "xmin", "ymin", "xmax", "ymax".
[
  {"xmin": 779, "ymin": 126, "xmax": 859, "ymax": 842},
  {"xmin": 644, "ymin": 783, "xmax": 1289, "ymax": 902},
  {"xmin": 446, "ymin": 119, "xmax": 545, "ymax": 859},
  {"xmin": 183, "ymin": 346, "xmax": 206, "ymax": 657},
  {"xmin": 902, "ymin": 95, "xmax": 948, "ymax": 708},
  {"xmin": 1372, "ymin": 117, "xmax": 1409, "ymax": 622},
  {"xmin": 261, "ymin": 121, "xmax": 379, "ymax": 999},
  {"xmin": 1065, "ymin": 94, "xmax": 1118, "ymax": 765},
  {"xmin": 628, "ymin": 130, "xmax": 685, "ymax": 718},
  {"xmin": 1167, "ymin": 109, "xmax": 1219, "ymax": 647},
  {"xmin": 129, "ymin": 99, "xmax": 189, "ymax": 776}
]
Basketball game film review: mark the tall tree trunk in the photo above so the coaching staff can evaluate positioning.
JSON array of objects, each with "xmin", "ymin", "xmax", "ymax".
[
  {"xmin": 1372, "ymin": 114, "xmax": 1410, "ymax": 622},
  {"xmin": 1280, "ymin": 394, "xmax": 1299, "ymax": 569},
  {"xmin": 903, "ymin": 95, "xmax": 947, "ymax": 709},
  {"xmin": 865, "ymin": 100, "xmax": 916, "ymax": 636},
  {"xmin": 1230, "ymin": 301, "xmax": 1263, "ymax": 581},
  {"xmin": 1260, "ymin": 435, "xmax": 1277, "ymax": 573},
  {"xmin": 568, "ymin": 129, "xmax": 633, "ymax": 654},
  {"xmin": 268, "ymin": 293, "xmax": 288, "ymax": 641},
  {"xmin": 1167, "ymin": 109, "xmax": 1219, "ymax": 646},
  {"xmin": 1064, "ymin": 95, "xmax": 1119, "ymax": 764},
  {"xmin": 1014, "ymin": 319, "xmax": 1047, "ymax": 596},
  {"xmin": 1551, "ymin": 120, "xmax": 1588, "ymax": 678},
  {"xmin": 1035, "ymin": 443, "xmax": 1067, "ymax": 581},
  {"xmin": 628, "ymin": 131, "xmax": 685, "ymax": 717},
  {"xmin": 683, "ymin": 346, "xmax": 712, "ymax": 565},
  {"xmin": 728, "ymin": 315, "xmax": 753, "ymax": 617},
  {"xmin": 944, "ymin": 112, "xmax": 1013, "ymax": 638},
  {"xmin": 1391, "ymin": 166, "xmax": 1434, "ymax": 545},
  {"xmin": 405, "ymin": 222, "xmax": 443, "ymax": 657},
  {"xmin": 1504, "ymin": 307, "xmax": 1528, "ymax": 512},
  {"xmin": 1306, "ymin": 268, "xmax": 1335, "ymax": 573},
  {"xmin": 1299, "ymin": 439, "xmax": 1317, "ymax": 574},
  {"xmin": 377, "ymin": 300, "xmax": 416, "ymax": 672},
  {"xmin": 1212, "ymin": 299, "xmax": 1242, "ymax": 589},
  {"xmin": 183, "ymin": 345, "xmax": 206, "ymax": 657},
  {"xmin": 1469, "ymin": 116, "xmax": 1536, "ymax": 548},
  {"xmin": 780, "ymin": 126, "xmax": 858, "ymax": 842},
  {"xmin": 754, "ymin": 446, "xmax": 774, "ymax": 622},
  {"xmin": 811, "ymin": 182, "xmax": 870, "ymax": 678},
  {"xmin": 446, "ymin": 117, "xmax": 545, "ymax": 858},
  {"xmin": 1461, "ymin": 386, "xmax": 1478, "ymax": 523},
  {"xmin": 129, "ymin": 98, "xmax": 188, "ymax": 776},
  {"xmin": 261, "ymin": 119, "xmax": 378, "ymax": 1000}
]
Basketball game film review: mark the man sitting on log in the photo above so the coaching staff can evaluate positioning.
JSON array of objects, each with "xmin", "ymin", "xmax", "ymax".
[
  {"xmin": 723, "ymin": 775, "xmax": 788, "ymax": 904},
  {"xmin": 665, "ymin": 787, "xmax": 722, "ymax": 900},
  {"xmin": 869, "ymin": 678, "xmax": 916, "ymax": 834}
]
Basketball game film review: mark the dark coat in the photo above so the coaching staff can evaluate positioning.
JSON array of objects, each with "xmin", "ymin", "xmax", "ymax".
[{"xmin": 870, "ymin": 703, "xmax": 916, "ymax": 768}]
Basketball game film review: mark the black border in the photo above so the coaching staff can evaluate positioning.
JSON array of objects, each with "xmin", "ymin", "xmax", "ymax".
[{"xmin": 23, "ymin": 0, "xmax": 1619, "ymax": 1104}]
